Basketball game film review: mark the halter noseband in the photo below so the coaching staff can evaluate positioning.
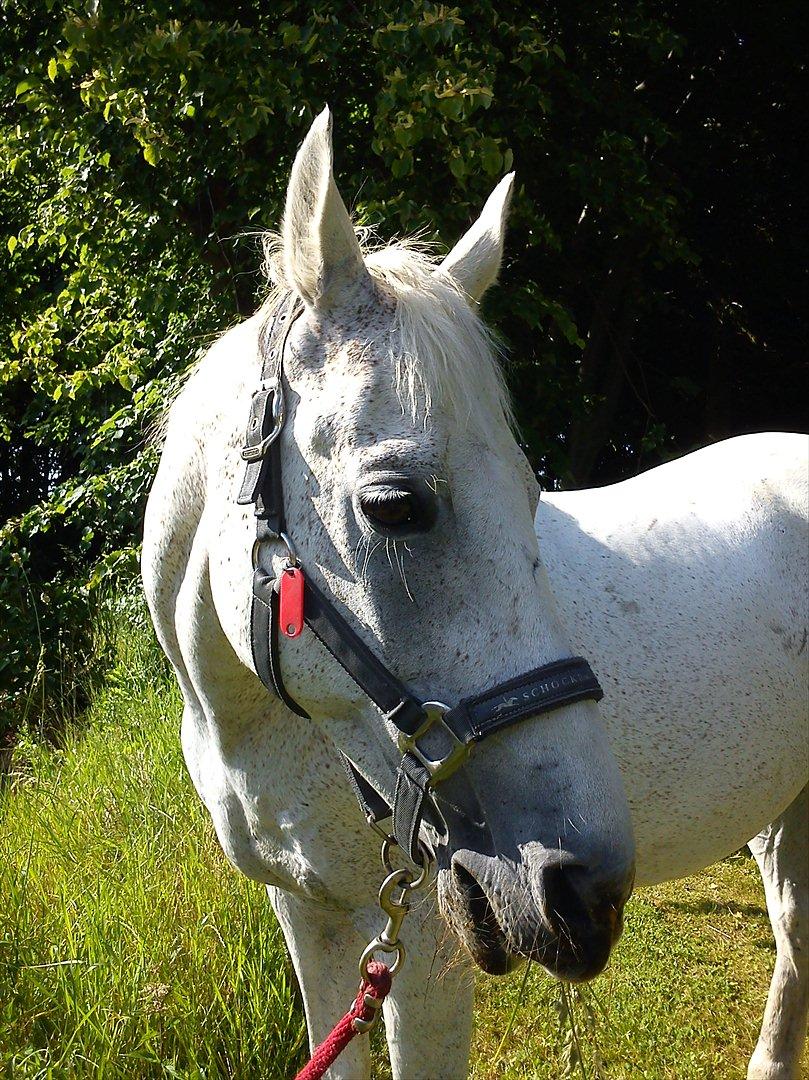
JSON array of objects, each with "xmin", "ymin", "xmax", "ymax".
[{"xmin": 238, "ymin": 295, "xmax": 604, "ymax": 863}]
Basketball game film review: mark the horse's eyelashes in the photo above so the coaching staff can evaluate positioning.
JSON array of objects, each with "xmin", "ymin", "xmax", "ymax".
[{"xmin": 358, "ymin": 489, "xmax": 432, "ymax": 535}]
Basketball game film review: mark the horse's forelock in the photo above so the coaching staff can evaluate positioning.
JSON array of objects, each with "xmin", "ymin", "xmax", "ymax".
[{"xmin": 260, "ymin": 229, "xmax": 514, "ymax": 432}]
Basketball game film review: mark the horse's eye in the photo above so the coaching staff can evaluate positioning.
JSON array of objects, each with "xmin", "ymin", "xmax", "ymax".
[{"xmin": 359, "ymin": 490, "xmax": 425, "ymax": 534}]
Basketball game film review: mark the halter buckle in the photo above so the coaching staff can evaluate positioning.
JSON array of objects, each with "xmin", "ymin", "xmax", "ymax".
[
  {"xmin": 397, "ymin": 701, "xmax": 471, "ymax": 785},
  {"xmin": 240, "ymin": 382, "xmax": 285, "ymax": 463}
]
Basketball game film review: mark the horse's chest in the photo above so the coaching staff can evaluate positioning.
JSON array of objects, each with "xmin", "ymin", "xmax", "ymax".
[{"xmin": 182, "ymin": 711, "xmax": 378, "ymax": 906}]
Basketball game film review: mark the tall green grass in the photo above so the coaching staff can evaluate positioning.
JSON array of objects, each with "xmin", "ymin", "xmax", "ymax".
[
  {"xmin": 0, "ymin": 621, "xmax": 305, "ymax": 1078},
  {"xmin": 1, "ymin": 614, "xmax": 801, "ymax": 1078}
]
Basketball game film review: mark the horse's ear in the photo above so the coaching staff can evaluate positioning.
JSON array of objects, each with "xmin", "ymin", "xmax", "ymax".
[
  {"xmin": 439, "ymin": 173, "xmax": 515, "ymax": 303},
  {"xmin": 282, "ymin": 106, "xmax": 371, "ymax": 312}
]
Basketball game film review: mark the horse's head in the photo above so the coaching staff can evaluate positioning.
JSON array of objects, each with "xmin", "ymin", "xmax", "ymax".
[{"xmin": 260, "ymin": 108, "xmax": 634, "ymax": 981}]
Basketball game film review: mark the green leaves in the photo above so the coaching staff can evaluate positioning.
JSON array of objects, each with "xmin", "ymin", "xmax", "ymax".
[
  {"xmin": 0, "ymin": 2, "xmax": 684, "ymax": 732},
  {"xmin": 1, "ymin": 0, "xmax": 803, "ymax": 737},
  {"xmin": 480, "ymin": 136, "xmax": 504, "ymax": 176}
]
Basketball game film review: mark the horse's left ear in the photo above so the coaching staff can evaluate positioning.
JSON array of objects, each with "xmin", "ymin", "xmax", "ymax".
[
  {"xmin": 282, "ymin": 106, "xmax": 372, "ymax": 312},
  {"xmin": 439, "ymin": 173, "xmax": 515, "ymax": 303}
]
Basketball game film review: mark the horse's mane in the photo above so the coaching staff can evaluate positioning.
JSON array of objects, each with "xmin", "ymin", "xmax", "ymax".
[{"xmin": 261, "ymin": 229, "xmax": 514, "ymax": 431}]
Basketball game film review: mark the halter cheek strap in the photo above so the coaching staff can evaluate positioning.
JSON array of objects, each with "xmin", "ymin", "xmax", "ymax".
[{"xmin": 238, "ymin": 295, "xmax": 604, "ymax": 863}]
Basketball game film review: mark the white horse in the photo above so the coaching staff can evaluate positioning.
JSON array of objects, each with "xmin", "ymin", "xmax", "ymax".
[{"xmin": 142, "ymin": 109, "xmax": 807, "ymax": 1079}]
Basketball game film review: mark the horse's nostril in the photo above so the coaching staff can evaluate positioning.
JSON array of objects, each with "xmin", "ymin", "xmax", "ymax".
[
  {"xmin": 452, "ymin": 864, "xmax": 503, "ymax": 952},
  {"xmin": 446, "ymin": 860, "xmax": 518, "ymax": 975},
  {"xmin": 541, "ymin": 862, "xmax": 629, "ymax": 946},
  {"xmin": 541, "ymin": 863, "xmax": 590, "ymax": 936}
]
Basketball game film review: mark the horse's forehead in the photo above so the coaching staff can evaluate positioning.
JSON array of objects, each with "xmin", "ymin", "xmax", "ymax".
[
  {"xmin": 294, "ymin": 304, "xmax": 419, "ymax": 444},
  {"xmin": 301, "ymin": 359, "xmax": 431, "ymax": 460},
  {"xmin": 298, "ymin": 286, "xmax": 395, "ymax": 357},
  {"xmin": 291, "ymin": 298, "xmax": 389, "ymax": 384},
  {"xmin": 292, "ymin": 293, "xmax": 494, "ymax": 463}
]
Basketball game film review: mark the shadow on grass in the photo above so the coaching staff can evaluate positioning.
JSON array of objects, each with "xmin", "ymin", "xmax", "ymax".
[
  {"xmin": 662, "ymin": 898, "xmax": 777, "ymax": 953},
  {"xmin": 665, "ymin": 899, "xmax": 767, "ymax": 919}
]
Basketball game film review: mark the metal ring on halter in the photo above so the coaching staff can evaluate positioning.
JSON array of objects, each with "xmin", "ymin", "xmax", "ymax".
[
  {"xmin": 279, "ymin": 531, "xmax": 298, "ymax": 567},
  {"xmin": 400, "ymin": 845, "xmax": 432, "ymax": 892},
  {"xmin": 358, "ymin": 936, "xmax": 405, "ymax": 979},
  {"xmin": 250, "ymin": 531, "xmax": 299, "ymax": 571},
  {"xmin": 250, "ymin": 537, "xmax": 262, "ymax": 570},
  {"xmin": 381, "ymin": 835, "xmax": 432, "ymax": 889}
]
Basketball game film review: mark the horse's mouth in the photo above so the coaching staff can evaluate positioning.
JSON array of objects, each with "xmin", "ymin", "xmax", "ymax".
[{"xmin": 438, "ymin": 863, "xmax": 624, "ymax": 982}]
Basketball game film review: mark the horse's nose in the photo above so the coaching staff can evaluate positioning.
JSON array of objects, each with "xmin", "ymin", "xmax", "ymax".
[
  {"xmin": 446, "ymin": 848, "xmax": 634, "ymax": 981},
  {"xmin": 538, "ymin": 859, "xmax": 635, "ymax": 980}
]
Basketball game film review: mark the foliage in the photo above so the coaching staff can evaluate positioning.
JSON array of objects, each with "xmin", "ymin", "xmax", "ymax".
[
  {"xmin": 0, "ymin": 614, "xmax": 781, "ymax": 1076},
  {"xmin": 1, "ymin": 1, "xmax": 806, "ymax": 739}
]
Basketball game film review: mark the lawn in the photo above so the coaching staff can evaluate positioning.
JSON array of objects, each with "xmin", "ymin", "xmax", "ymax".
[{"xmin": 1, "ymin": 621, "xmax": 802, "ymax": 1079}]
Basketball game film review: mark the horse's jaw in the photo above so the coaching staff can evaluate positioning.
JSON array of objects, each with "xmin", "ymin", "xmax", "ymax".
[{"xmin": 436, "ymin": 846, "xmax": 632, "ymax": 982}]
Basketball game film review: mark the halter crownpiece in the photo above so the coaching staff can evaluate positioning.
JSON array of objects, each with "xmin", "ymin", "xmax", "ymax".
[{"xmin": 238, "ymin": 294, "xmax": 604, "ymax": 862}]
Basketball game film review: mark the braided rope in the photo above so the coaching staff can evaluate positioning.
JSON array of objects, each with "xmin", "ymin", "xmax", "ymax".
[{"xmin": 293, "ymin": 960, "xmax": 393, "ymax": 1080}]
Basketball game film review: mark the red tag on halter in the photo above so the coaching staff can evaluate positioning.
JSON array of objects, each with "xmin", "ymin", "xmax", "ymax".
[{"xmin": 279, "ymin": 566, "xmax": 305, "ymax": 638}]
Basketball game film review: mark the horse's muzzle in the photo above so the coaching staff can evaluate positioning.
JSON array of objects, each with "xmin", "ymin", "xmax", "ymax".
[{"xmin": 438, "ymin": 850, "xmax": 634, "ymax": 981}]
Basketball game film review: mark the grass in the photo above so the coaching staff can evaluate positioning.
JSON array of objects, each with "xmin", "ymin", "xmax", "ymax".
[
  {"xmin": 1, "ymin": 619, "xmax": 804, "ymax": 1079},
  {"xmin": 472, "ymin": 857, "xmax": 793, "ymax": 1079},
  {"xmin": 0, "ymin": 624, "xmax": 304, "ymax": 1079}
]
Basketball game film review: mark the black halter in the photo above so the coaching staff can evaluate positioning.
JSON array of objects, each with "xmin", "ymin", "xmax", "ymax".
[{"xmin": 238, "ymin": 295, "xmax": 604, "ymax": 862}]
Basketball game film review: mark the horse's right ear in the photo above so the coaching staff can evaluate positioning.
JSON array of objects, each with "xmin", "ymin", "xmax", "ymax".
[
  {"xmin": 439, "ymin": 173, "xmax": 515, "ymax": 303},
  {"xmin": 282, "ymin": 107, "xmax": 372, "ymax": 313}
]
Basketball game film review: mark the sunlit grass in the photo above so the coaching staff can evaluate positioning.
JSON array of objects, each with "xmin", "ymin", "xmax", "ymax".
[
  {"xmin": 472, "ymin": 854, "xmax": 792, "ymax": 1079},
  {"xmin": 1, "ymin": 619, "xmax": 801, "ymax": 1078},
  {"xmin": 0, "ymin": 626, "xmax": 305, "ymax": 1078}
]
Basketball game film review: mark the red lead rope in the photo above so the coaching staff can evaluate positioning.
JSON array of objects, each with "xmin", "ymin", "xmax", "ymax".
[{"xmin": 293, "ymin": 961, "xmax": 393, "ymax": 1080}]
